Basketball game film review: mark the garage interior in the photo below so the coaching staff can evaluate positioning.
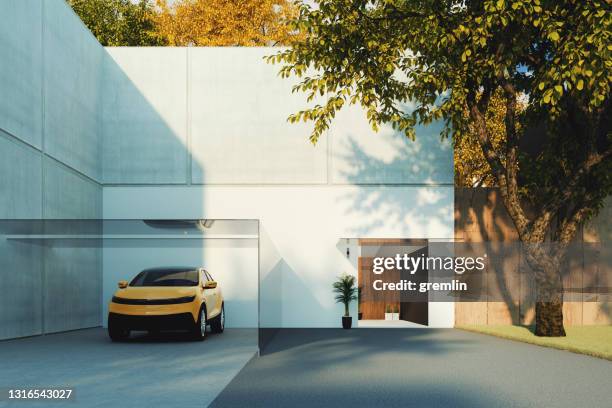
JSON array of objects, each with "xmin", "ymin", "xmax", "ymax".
[{"xmin": 0, "ymin": 218, "xmax": 261, "ymax": 406}]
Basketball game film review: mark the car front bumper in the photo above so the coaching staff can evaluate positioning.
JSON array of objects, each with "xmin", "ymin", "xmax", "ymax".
[{"xmin": 108, "ymin": 312, "xmax": 197, "ymax": 331}]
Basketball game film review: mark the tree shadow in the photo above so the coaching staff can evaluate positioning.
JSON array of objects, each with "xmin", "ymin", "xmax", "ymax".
[
  {"xmin": 455, "ymin": 188, "xmax": 612, "ymax": 326},
  {"xmin": 333, "ymin": 129, "xmax": 453, "ymax": 238}
]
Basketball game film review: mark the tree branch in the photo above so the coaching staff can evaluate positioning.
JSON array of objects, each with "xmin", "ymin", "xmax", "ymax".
[
  {"xmin": 468, "ymin": 85, "xmax": 531, "ymax": 240},
  {"xmin": 553, "ymin": 191, "xmax": 599, "ymax": 259},
  {"xmin": 537, "ymin": 148, "xmax": 612, "ymax": 220}
]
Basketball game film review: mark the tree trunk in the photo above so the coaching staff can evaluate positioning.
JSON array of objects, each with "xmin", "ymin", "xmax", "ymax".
[
  {"xmin": 524, "ymin": 245, "xmax": 567, "ymax": 337},
  {"xmin": 534, "ymin": 298, "xmax": 566, "ymax": 337}
]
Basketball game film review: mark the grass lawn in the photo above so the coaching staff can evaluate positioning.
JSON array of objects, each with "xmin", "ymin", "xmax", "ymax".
[{"xmin": 457, "ymin": 325, "xmax": 612, "ymax": 361}]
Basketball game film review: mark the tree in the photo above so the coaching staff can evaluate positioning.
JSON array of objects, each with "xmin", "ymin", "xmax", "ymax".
[
  {"xmin": 68, "ymin": 0, "xmax": 162, "ymax": 46},
  {"xmin": 154, "ymin": 0, "xmax": 302, "ymax": 46},
  {"xmin": 454, "ymin": 90, "xmax": 523, "ymax": 187},
  {"xmin": 271, "ymin": 0, "xmax": 611, "ymax": 336}
]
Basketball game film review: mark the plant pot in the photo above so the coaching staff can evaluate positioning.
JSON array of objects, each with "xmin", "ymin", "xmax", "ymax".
[
  {"xmin": 392, "ymin": 313, "xmax": 399, "ymax": 321},
  {"xmin": 358, "ymin": 312, "xmax": 363, "ymax": 320},
  {"xmin": 385, "ymin": 313, "xmax": 393, "ymax": 321},
  {"xmin": 342, "ymin": 316, "xmax": 352, "ymax": 329}
]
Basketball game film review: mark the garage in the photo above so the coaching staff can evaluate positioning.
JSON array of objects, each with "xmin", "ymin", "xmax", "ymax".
[{"xmin": 0, "ymin": 219, "xmax": 260, "ymax": 406}]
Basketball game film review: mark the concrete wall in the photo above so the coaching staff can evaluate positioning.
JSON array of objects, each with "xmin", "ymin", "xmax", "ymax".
[
  {"xmin": 104, "ymin": 186, "xmax": 455, "ymax": 328},
  {"xmin": 102, "ymin": 48, "xmax": 188, "ymax": 184},
  {"xmin": 1, "ymin": 2, "xmax": 455, "ymax": 335},
  {"xmin": 101, "ymin": 47, "xmax": 455, "ymax": 328},
  {"xmin": 101, "ymin": 48, "xmax": 454, "ymax": 187},
  {"xmin": 0, "ymin": 0, "xmax": 103, "ymax": 339}
]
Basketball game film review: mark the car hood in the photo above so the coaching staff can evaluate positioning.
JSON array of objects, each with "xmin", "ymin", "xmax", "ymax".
[{"xmin": 113, "ymin": 286, "xmax": 197, "ymax": 300}]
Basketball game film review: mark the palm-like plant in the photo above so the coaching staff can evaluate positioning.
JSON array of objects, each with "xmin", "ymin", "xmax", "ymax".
[{"xmin": 332, "ymin": 274, "xmax": 357, "ymax": 317}]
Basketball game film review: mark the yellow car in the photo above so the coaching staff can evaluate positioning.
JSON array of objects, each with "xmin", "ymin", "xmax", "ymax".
[{"xmin": 108, "ymin": 267, "xmax": 224, "ymax": 341}]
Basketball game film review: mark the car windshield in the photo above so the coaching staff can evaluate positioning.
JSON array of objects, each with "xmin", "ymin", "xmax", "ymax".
[{"xmin": 129, "ymin": 268, "xmax": 199, "ymax": 287}]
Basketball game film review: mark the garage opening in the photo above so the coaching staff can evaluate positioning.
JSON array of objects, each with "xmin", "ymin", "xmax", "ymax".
[
  {"xmin": 1, "ymin": 218, "xmax": 260, "ymax": 405},
  {"xmin": 102, "ymin": 219, "xmax": 259, "ymax": 335},
  {"xmin": 1, "ymin": 219, "xmax": 260, "ymax": 340}
]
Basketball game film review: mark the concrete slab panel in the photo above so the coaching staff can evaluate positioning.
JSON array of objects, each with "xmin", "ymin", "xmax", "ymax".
[
  {"xmin": 330, "ymin": 104, "xmax": 454, "ymax": 184},
  {"xmin": 103, "ymin": 48, "xmax": 188, "ymax": 184},
  {"xmin": 44, "ymin": 242, "xmax": 101, "ymax": 333},
  {"xmin": 0, "ymin": 135, "xmax": 43, "ymax": 219},
  {"xmin": 43, "ymin": 0, "xmax": 103, "ymax": 181},
  {"xmin": 43, "ymin": 158, "xmax": 102, "ymax": 219},
  {"xmin": 0, "ymin": 239, "xmax": 43, "ymax": 339},
  {"xmin": 190, "ymin": 48, "xmax": 328, "ymax": 184},
  {"xmin": 0, "ymin": 0, "xmax": 43, "ymax": 148}
]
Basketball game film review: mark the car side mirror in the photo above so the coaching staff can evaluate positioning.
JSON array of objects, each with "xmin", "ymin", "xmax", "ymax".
[
  {"xmin": 118, "ymin": 280, "xmax": 128, "ymax": 289},
  {"xmin": 203, "ymin": 281, "xmax": 217, "ymax": 289}
]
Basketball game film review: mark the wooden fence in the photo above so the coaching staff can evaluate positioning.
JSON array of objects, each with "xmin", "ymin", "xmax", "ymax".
[{"xmin": 454, "ymin": 188, "xmax": 611, "ymax": 326}]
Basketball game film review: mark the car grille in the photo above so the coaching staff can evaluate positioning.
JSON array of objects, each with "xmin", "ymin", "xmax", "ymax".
[{"xmin": 111, "ymin": 295, "xmax": 195, "ymax": 305}]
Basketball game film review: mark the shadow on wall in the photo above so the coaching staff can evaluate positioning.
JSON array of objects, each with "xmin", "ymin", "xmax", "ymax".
[
  {"xmin": 455, "ymin": 188, "xmax": 612, "ymax": 326},
  {"xmin": 101, "ymin": 48, "xmax": 214, "ymax": 325},
  {"xmin": 334, "ymin": 127, "xmax": 453, "ymax": 238},
  {"xmin": 102, "ymin": 48, "xmax": 203, "ymax": 187}
]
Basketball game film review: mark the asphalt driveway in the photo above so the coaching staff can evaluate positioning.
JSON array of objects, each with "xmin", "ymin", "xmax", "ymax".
[
  {"xmin": 0, "ymin": 328, "xmax": 257, "ymax": 408},
  {"xmin": 211, "ymin": 328, "xmax": 612, "ymax": 408}
]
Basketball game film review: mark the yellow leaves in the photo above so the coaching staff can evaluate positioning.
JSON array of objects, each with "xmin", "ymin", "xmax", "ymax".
[
  {"xmin": 153, "ymin": 0, "xmax": 302, "ymax": 46},
  {"xmin": 455, "ymin": 90, "xmax": 520, "ymax": 187},
  {"xmin": 547, "ymin": 31, "xmax": 560, "ymax": 42},
  {"xmin": 576, "ymin": 79, "xmax": 584, "ymax": 90}
]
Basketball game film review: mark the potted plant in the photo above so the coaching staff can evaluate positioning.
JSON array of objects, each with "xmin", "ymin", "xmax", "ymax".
[
  {"xmin": 385, "ymin": 304, "xmax": 393, "ymax": 321},
  {"xmin": 332, "ymin": 273, "xmax": 357, "ymax": 329},
  {"xmin": 392, "ymin": 304, "xmax": 400, "ymax": 321}
]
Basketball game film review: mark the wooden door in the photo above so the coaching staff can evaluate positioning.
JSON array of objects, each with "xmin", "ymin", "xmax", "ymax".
[{"xmin": 399, "ymin": 245, "xmax": 429, "ymax": 326}]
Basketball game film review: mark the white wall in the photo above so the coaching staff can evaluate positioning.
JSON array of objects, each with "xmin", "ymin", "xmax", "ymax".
[
  {"xmin": 100, "ymin": 46, "xmax": 455, "ymax": 328},
  {"xmin": 104, "ymin": 185, "xmax": 454, "ymax": 327}
]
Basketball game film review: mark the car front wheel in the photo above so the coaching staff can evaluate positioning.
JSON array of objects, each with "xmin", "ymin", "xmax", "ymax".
[
  {"xmin": 210, "ymin": 303, "xmax": 225, "ymax": 333},
  {"xmin": 192, "ymin": 306, "xmax": 208, "ymax": 341}
]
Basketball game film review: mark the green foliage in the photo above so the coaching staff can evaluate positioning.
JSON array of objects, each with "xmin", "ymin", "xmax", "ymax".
[
  {"xmin": 270, "ymin": 0, "xmax": 609, "ymax": 141},
  {"xmin": 332, "ymin": 273, "xmax": 357, "ymax": 316},
  {"xmin": 270, "ymin": 0, "xmax": 611, "ymax": 238},
  {"xmin": 68, "ymin": 0, "xmax": 163, "ymax": 46}
]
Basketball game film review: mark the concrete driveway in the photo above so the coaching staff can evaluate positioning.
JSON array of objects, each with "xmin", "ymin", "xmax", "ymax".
[
  {"xmin": 211, "ymin": 328, "xmax": 612, "ymax": 408},
  {"xmin": 0, "ymin": 328, "xmax": 257, "ymax": 408}
]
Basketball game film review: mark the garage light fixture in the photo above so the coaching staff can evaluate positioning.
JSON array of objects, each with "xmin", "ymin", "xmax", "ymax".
[{"xmin": 197, "ymin": 219, "xmax": 215, "ymax": 230}]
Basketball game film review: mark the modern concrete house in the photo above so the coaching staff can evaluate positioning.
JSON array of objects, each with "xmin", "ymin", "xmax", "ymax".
[{"xmin": 0, "ymin": 0, "xmax": 455, "ymax": 341}]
